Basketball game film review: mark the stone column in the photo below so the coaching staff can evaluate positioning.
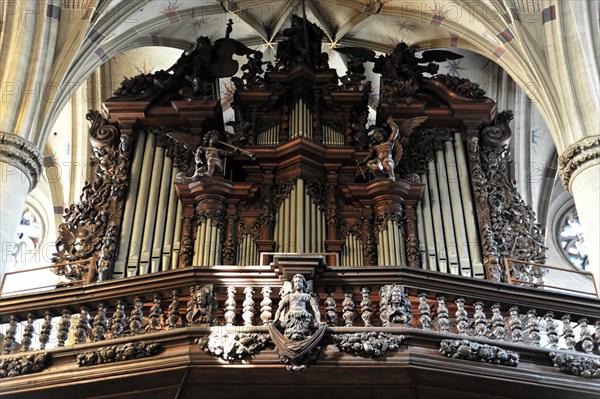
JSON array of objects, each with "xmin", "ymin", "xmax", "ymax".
[
  {"xmin": 0, "ymin": 133, "xmax": 43, "ymax": 280},
  {"xmin": 558, "ymin": 136, "xmax": 600, "ymax": 288}
]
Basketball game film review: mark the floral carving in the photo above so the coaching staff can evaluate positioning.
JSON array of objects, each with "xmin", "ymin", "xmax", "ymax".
[
  {"xmin": 197, "ymin": 332, "xmax": 269, "ymax": 361},
  {"xmin": 558, "ymin": 135, "xmax": 600, "ymax": 189},
  {"xmin": 439, "ymin": 339, "xmax": 519, "ymax": 367},
  {"xmin": 0, "ymin": 353, "xmax": 51, "ymax": 378},
  {"xmin": 333, "ymin": 332, "xmax": 404, "ymax": 358},
  {"xmin": 76, "ymin": 341, "xmax": 161, "ymax": 367},
  {"xmin": 549, "ymin": 352, "xmax": 600, "ymax": 378},
  {"xmin": 433, "ymin": 74, "xmax": 486, "ymax": 98}
]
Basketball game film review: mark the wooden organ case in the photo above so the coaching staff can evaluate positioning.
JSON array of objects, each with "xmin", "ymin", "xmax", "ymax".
[{"xmin": 56, "ymin": 17, "xmax": 546, "ymax": 285}]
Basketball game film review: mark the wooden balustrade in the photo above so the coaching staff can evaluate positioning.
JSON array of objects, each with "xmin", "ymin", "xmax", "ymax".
[{"xmin": 1, "ymin": 266, "xmax": 598, "ymax": 358}]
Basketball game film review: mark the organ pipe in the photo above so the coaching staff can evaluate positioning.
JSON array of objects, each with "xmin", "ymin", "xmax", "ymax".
[
  {"xmin": 427, "ymin": 159, "xmax": 447, "ymax": 273},
  {"xmin": 114, "ymin": 130, "xmax": 146, "ymax": 278},
  {"xmin": 151, "ymin": 150, "xmax": 172, "ymax": 273},
  {"xmin": 435, "ymin": 149, "xmax": 458, "ymax": 274},
  {"xmin": 162, "ymin": 167, "xmax": 179, "ymax": 270},
  {"xmin": 444, "ymin": 140, "xmax": 472, "ymax": 276},
  {"xmin": 454, "ymin": 132, "xmax": 484, "ymax": 277},
  {"xmin": 127, "ymin": 132, "xmax": 156, "ymax": 277}
]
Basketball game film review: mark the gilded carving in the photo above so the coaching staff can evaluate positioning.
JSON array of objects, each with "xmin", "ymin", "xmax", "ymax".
[
  {"xmin": 76, "ymin": 341, "xmax": 161, "ymax": 367},
  {"xmin": 440, "ymin": 339, "xmax": 519, "ymax": 367},
  {"xmin": 333, "ymin": 332, "xmax": 404, "ymax": 358}
]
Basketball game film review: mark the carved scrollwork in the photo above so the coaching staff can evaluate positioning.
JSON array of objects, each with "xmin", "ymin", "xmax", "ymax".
[
  {"xmin": 197, "ymin": 332, "xmax": 269, "ymax": 361},
  {"xmin": 305, "ymin": 179, "xmax": 326, "ymax": 211},
  {"xmin": 273, "ymin": 177, "xmax": 298, "ymax": 209},
  {"xmin": 549, "ymin": 352, "xmax": 600, "ymax": 378},
  {"xmin": 76, "ymin": 341, "xmax": 161, "ymax": 367},
  {"xmin": 53, "ymin": 110, "xmax": 130, "ymax": 283},
  {"xmin": 440, "ymin": 339, "xmax": 519, "ymax": 367},
  {"xmin": 477, "ymin": 111, "xmax": 547, "ymax": 282},
  {"xmin": 374, "ymin": 200, "xmax": 404, "ymax": 235},
  {"xmin": 397, "ymin": 127, "xmax": 454, "ymax": 177},
  {"xmin": 0, "ymin": 353, "xmax": 51, "ymax": 378},
  {"xmin": 333, "ymin": 332, "xmax": 404, "ymax": 358},
  {"xmin": 238, "ymin": 218, "xmax": 260, "ymax": 241}
]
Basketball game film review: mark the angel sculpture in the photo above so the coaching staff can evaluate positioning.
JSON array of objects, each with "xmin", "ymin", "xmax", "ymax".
[
  {"xmin": 273, "ymin": 274, "xmax": 321, "ymax": 340},
  {"xmin": 357, "ymin": 116, "xmax": 428, "ymax": 182},
  {"xmin": 168, "ymin": 129, "xmax": 256, "ymax": 181}
]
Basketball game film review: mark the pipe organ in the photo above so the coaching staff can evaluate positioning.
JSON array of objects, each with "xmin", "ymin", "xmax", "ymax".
[
  {"xmin": 273, "ymin": 179, "xmax": 326, "ymax": 253},
  {"xmin": 114, "ymin": 129, "xmax": 183, "ymax": 278},
  {"xmin": 416, "ymin": 133, "xmax": 483, "ymax": 278},
  {"xmin": 56, "ymin": 17, "xmax": 546, "ymax": 285}
]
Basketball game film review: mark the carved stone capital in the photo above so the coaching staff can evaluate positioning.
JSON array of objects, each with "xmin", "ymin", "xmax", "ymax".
[
  {"xmin": 558, "ymin": 136, "xmax": 600, "ymax": 191},
  {"xmin": 0, "ymin": 132, "xmax": 43, "ymax": 190}
]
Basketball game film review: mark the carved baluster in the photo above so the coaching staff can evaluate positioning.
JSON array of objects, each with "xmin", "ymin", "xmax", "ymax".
[
  {"xmin": 489, "ymin": 304, "xmax": 507, "ymax": 340},
  {"xmin": 92, "ymin": 303, "xmax": 107, "ymax": 341},
  {"xmin": 2, "ymin": 315, "xmax": 18, "ymax": 354},
  {"xmin": 561, "ymin": 314, "xmax": 576, "ymax": 350},
  {"xmin": 436, "ymin": 297, "xmax": 450, "ymax": 333},
  {"xmin": 129, "ymin": 297, "xmax": 144, "ymax": 335},
  {"xmin": 111, "ymin": 300, "xmax": 126, "ymax": 338},
  {"xmin": 260, "ymin": 287, "xmax": 273, "ymax": 325},
  {"xmin": 57, "ymin": 309, "xmax": 71, "ymax": 346},
  {"xmin": 20, "ymin": 313, "xmax": 35, "ymax": 352},
  {"xmin": 186, "ymin": 286, "xmax": 195, "ymax": 326},
  {"xmin": 509, "ymin": 306, "xmax": 523, "ymax": 343},
  {"xmin": 39, "ymin": 311, "xmax": 53, "ymax": 350},
  {"xmin": 168, "ymin": 290, "xmax": 180, "ymax": 330},
  {"xmin": 146, "ymin": 294, "xmax": 162, "ymax": 332},
  {"xmin": 325, "ymin": 287, "xmax": 337, "ymax": 326},
  {"xmin": 525, "ymin": 309, "xmax": 541, "ymax": 346},
  {"xmin": 242, "ymin": 287, "xmax": 255, "ymax": 326},
  {"xmin": 75, "ymin": 307, "xmax": 91, "ymax": 344},
  {"xmin": 455, "ymin": 298, "xmax": 469, "ymax": 335},
  {"xmin": 224, "ymin": 286, "xmax": 237, "ymax": 327},
  {"xmin": 418, "ymin": 293, "xmax": 431, "ymax": 330},
  {"xmin": 594, "ymin": 320, "xmax": 600, "ymax": 350},
  {"xmin": 578, "ymin": 318, "xmax": 594, "ymax": 354},
  {"xmin": 542, "ymin": 312, "xmax": 559, "ymax": 349},
  {"xmin": 342, "ymin": 288, "xmax": 355, "ymax": 327},
  {"xmin": 360, "ymin": 287, "xmax": 373, "ymax": 327},
  {"xmin": 379, "ymin": 286, "xmax": 389, "ymax": 326},
  {"xmin": 473, "ymin": 301, "xmax": 487, "ymax": 337}
]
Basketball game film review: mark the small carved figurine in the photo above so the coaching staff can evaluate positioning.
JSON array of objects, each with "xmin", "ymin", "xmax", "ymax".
[
  {"xmin": 168, "ymin": 129, "xmax": 256, "ymax": 181},
  {"xmin": 357, "ymin": 116, "xmax": 427, "ymax": 181},
  {"xmin": 273, "ymin": 274, "xmax": 322, "ymax": 340}
]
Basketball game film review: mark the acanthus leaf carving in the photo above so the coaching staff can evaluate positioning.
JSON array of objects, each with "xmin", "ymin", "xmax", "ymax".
[
  {"xmin": 197, "ymin": 332, "xmax": 270, "ymax": 361},
  {"xmin": 439, "ymin": 339, "xmax": 519, "ymax": 367},
  {"xmin": 0, "ymin": 352, "xmax": 51, "ymax": 378},
  {"xmin": 76, "ymin": 341, "xmax": 161, "ymax": 367},
  {"xmin": 332, "ymin": 332, "xmax": 404, "ymax": 358},
  {"xmin": 53, "ymin": 110, "xmax": 130, "ymax": 283}
]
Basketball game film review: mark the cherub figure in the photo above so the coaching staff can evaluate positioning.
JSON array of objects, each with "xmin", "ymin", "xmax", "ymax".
[
  {"xmin": 168, "ymin": 129, "xmax": 255, "ymax": 181},
  {"xmin": 357, "ymin": 116, "xmax": 427, "ymax": 181},
  {"xmin": 274, "ymin": 274, "xmax": 321, "ymax": 340}
]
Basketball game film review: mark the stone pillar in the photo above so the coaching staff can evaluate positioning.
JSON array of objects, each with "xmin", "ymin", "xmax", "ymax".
[
  {"xmin": 558, "ymin": 136, "xmax": 600, "ymax": 288},
  {"xmin": 0, "ymin": 133, "xmax": 43, "ymax": 280}
]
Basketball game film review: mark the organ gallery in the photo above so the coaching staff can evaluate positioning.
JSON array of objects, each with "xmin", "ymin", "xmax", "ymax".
[{"xmin": 1, "ymin": 12, "xmax": 598, "ymax": 399}]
